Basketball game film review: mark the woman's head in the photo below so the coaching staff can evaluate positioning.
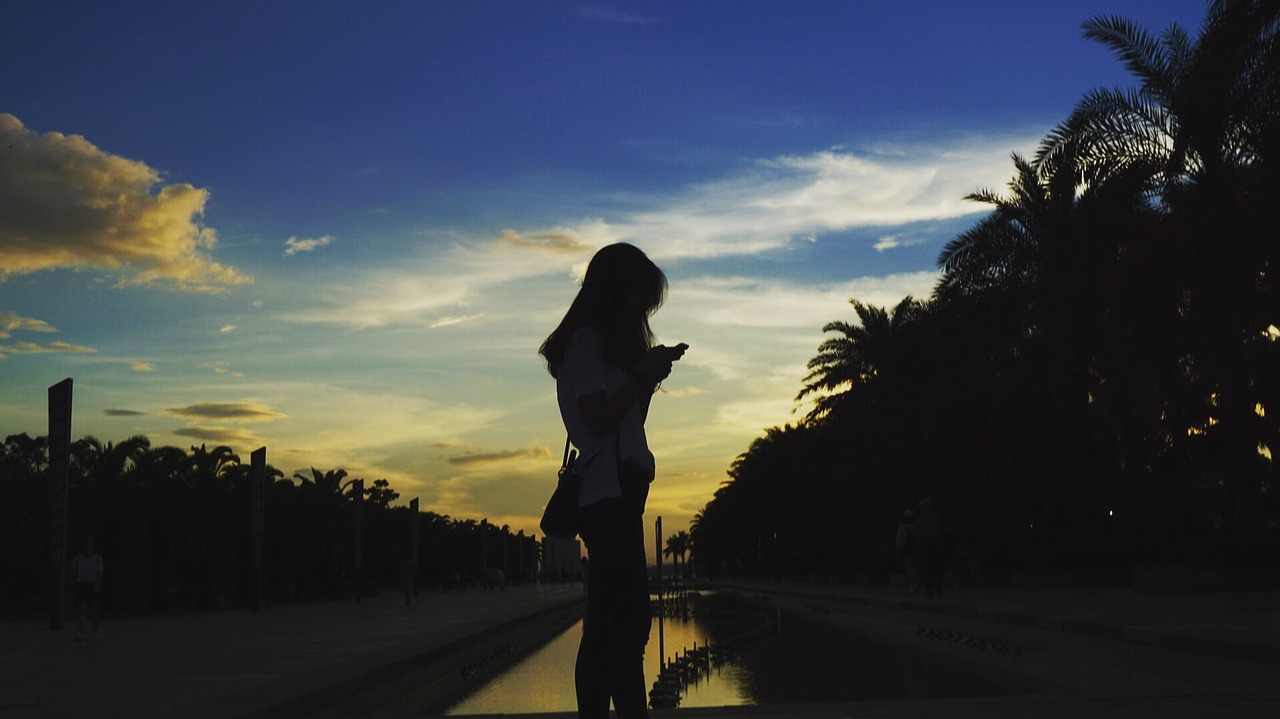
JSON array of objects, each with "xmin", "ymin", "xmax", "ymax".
[
  {"xmin": 579, "ymin": 243, "xmax": 667, "ymax": 323},
  {"xmin": 540, "ymin": 243, "xmax": 667, "ymax": 375}
]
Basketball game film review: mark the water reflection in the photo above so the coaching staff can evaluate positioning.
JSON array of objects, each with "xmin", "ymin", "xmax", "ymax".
[
  {"xmin": 442, "ymin": 592, "xmax": 753, "ymax": 715},
  {"xmin": 439, "ymin": 591, "xmax": 1030, "ymax": 715}
]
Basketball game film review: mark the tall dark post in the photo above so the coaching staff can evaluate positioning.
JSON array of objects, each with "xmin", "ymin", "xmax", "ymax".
[
  {"xmin": 409, "ymin": 497, "xmax": 420, "ymax": 597},
  {"xmin": 250, "ymin": 447, "xmax": 266, "ymax": 613},
  {"xmin": 47, "ymin": 378, "xmax": 73, "ymax": 630},
  {"xmin": 353, "ymin": 478, "xmax": 364, "ymax": 604},
  {"xmin": 655, "ymin": 515, "xmax": 663, "ymax": 587}
]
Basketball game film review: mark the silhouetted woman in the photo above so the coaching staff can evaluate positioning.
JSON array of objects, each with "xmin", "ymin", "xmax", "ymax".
[{"xmin": 540, "ymin": 243, "xmax": 686, "ymax": 719}]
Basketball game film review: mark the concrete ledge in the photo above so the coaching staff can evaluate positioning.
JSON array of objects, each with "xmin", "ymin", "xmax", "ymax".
[{"xmin": 239, "ymin": 597, "xmax": 586, "ymax": 719}]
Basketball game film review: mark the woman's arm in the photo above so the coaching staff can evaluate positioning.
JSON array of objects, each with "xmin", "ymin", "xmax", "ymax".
[
  {"xmin": 577, "ymin": 373, "xmax": 652, "ymax": 439},
  {"xmin": 576, "ymin": 345, "xmax": 680, "ymax": 439}
]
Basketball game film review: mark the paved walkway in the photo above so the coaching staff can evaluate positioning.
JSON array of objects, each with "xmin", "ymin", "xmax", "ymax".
[
  {"xmin": 717, "ymin": 579, "xmax": 1280, "ymax": 664},
  {"xmin": 1, "ymin": 579, "xmax": 1277, "ymax": 718},
  {"xmin": 0, "ymin": 583, "xmax": 585, "ymax": 718}
]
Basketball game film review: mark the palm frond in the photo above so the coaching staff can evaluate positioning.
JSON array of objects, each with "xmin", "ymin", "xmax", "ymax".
[{"xmin": 1083, "ymin": 15, "xmax": 1175, "ymax": 101}]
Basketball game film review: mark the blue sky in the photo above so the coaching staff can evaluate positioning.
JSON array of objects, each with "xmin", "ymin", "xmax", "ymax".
[{"xmin": 2, "ymin": 1, "xmax": 1208, "ymax": 548}]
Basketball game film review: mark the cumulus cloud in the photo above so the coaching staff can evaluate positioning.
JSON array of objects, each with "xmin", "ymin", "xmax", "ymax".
[
  {"xmin": 446, "ymin": 447, "xmax": 553, "ymax": 467},
  {"xmin": 163, "ymin": 402, "xmax": 286, "ymax": 422},
  {"xmin": 0, "ymin": 114, "xmax": 250, "ymax": 291},
  {"xmin": 284, "ymin": 235, "xmax": 334, "ymax": 256}
]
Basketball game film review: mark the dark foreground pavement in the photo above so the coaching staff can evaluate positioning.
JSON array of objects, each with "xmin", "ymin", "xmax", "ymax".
[
  {"xmin": 0, "ymin": 583, "xmax": 586, "ymax": 718},
  {"xmin": 1, "ymin": 579, "xmax": 1277, "ymax": 718}
]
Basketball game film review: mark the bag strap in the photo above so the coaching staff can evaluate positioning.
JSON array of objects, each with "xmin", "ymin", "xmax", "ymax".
[
  {"xmin": 561, "ymin": 436, "xmax": 575, "ymax": 470},
  {"xmin": 559, "ymin": 431, "xmax": 619, "ymax": 470}
]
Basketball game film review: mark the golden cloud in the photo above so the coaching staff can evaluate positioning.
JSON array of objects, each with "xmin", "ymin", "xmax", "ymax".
[
  {"xmin": 173, "ymin": 426, "xmax": 263, "ymax": 446},
  {"xmin": 1, "ymin": 340, "xmax": 95, "ymax": 354},
  {"xmin": 446, "ymin": 447, "xmax": 553, "ymax": 467},
  {"xmin": 498, "ymin": 228, "xmax": 591, "ymax": 254},
  {"xmin": 0, "ymin": 311, "xmax": 55, "ymax": 338},
  {"xmin": 0, "ymin": 114, "xmax": 250, "ymax": 292},
  {"xmin": 163, "ymin": 402, "xmax": 286, "ymax": 422}
]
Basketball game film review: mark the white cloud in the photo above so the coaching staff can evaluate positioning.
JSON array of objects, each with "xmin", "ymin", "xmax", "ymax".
[
  {"xmin": 0, "ymin": 114, "xmax": 250, "ymax": 292},
  {"xmin": 874, "ymin": 235, "xmax": 900, "ymax": 251},
  {"xmin": 429, "ymin": 313, "xmax": 485, "ymax": 329},
  {"xmin": 555, "ymin": 135, "xmax": 1041, "ymax": 264},
  {"xmin": 284, "ymin": 235, "xmax": 335, "ymax": 256}
]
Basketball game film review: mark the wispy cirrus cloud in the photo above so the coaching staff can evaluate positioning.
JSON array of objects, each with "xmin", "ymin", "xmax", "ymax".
[
  {"xmin": 429, "ymin": 314, "xmax": 485, "ymax": 329},
  {"xmin": 576, "ymin": 6, "xmax": 659, "ymax": 24},
  {"xmin": 583, "ymin": 136, "xmax": 1039, "ymax": 264},
  {"xmin": 446, "ymin": 447, "xmax": 553, "ymax": 467},
  {"xmin": 173, "ymin": 426, "xmax": 264, "ymax": 446},
  {"xmin": 498, "ymin": 228, "xmax": 592, "ymax": 254},
  {"xmin": 278, "ymin": 135, "xmax": 1024, "ymax": 337},
  {"xmin": 1, "ymin": 340, "xmax": 95, "ymax": 355},
  {"xmin": 0, "ymin": 114, "xmax": 250, "ymax": 292},
  {"xmin": 1, "ymin": 312, "xmax": 55, "ymax": 338}
]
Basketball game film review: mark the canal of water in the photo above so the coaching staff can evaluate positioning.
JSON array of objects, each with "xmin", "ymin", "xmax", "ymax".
[{"xmin": 435, "ymin": 590, "xmax": 1033, "ymax": 715}]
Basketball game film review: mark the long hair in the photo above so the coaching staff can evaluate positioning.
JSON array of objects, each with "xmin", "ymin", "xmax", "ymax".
[{"xmin": 540, "ymin": 243, "xmax": 667, "ymax": 377}]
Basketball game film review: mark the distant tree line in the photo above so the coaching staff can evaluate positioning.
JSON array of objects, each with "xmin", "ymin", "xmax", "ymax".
[
  {"xmin": 0, "ymin": 434, "xmax": 540, "ymax": 615},
  {"xmin": 691, "ymin": 1, "xmax": 1280, "ymax": 581}
]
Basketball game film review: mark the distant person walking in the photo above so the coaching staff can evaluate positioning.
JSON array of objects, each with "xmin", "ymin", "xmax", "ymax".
[
  {"xmin": 70, "ymin": 538, "xmax": 103, "ymax": 640},
  {"xmin": 895, "ymin": 510, "xmax": 919, "ymax": 593},
  {"xmin": 540, "ymin": 242, "xmax": 686, "ymax": 719},
  {"xmin": 916, "ymin": 499, "xmax": 943, "ymax": 598}
]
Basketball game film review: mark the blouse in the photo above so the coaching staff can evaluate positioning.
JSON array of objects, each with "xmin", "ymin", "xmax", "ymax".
[{"xmin": 556, "ymin": 326, "xmax": 655, "ymax": 507}]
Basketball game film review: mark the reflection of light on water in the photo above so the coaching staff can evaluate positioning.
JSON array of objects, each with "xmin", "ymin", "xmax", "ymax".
[
  {"xmin": 441, "ymin": 592, "xmax": 1034, "ymax": 715},
  {"xmin": 442, "ymin": 619, "xmax": 582, "ymax": 715},
  {"xmin": 443, "ymin": 605, "xmax": 751, "ymax": 715}
]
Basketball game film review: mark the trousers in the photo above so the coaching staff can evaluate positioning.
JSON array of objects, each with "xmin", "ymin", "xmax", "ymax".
[{"xmin": 575, "ymin": 465, "xmax": 651, "ymax": 719}]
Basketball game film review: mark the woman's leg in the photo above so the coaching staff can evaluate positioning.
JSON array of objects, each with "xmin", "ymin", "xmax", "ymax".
[
  {"xmin": 576, "ymin": 500, "xmax": 620, "ymax": 718},
  {"xmin": 576, "ymin": 487, "xmax": 651, "ymax": 719}
]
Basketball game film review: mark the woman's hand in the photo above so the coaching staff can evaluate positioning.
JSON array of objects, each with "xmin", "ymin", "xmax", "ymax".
[
  {"xmin": 635, "ymin": 343, "xmax": 688, "ymax": 385},
  {"xmin": 578, "ymin": 343, "xmax": 687, "ymax": 439}
]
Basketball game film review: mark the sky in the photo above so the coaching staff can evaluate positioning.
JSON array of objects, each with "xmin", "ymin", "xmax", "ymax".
[{"xmin": 2, "ymin": 0, "xmax": 1209, "ymax": 555}]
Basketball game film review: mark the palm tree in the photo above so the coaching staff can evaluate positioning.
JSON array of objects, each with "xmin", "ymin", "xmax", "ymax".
[
  {"xmin": 292, "ymin": 468, "xmax": 356, "ymax": 595},
  {"xmin": 1038, "ymin": 0, "xmax": 1280, "ymax": 541},
  {"xmin": 663, "ymin": 531, "xmax": 690, "ymax": 581},
  {"xmin": 69, "ymin": 435, "xmax": 151, "ymax": 609},
  {"xmin": 796, "ymin": 296, "xmax": 929, "ymax": 425}
]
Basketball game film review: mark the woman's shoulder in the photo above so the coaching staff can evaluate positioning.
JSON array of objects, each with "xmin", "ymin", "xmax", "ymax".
[{"xmin": 566, "ymin": 325, "xmax": 603, "ymax": 355}]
